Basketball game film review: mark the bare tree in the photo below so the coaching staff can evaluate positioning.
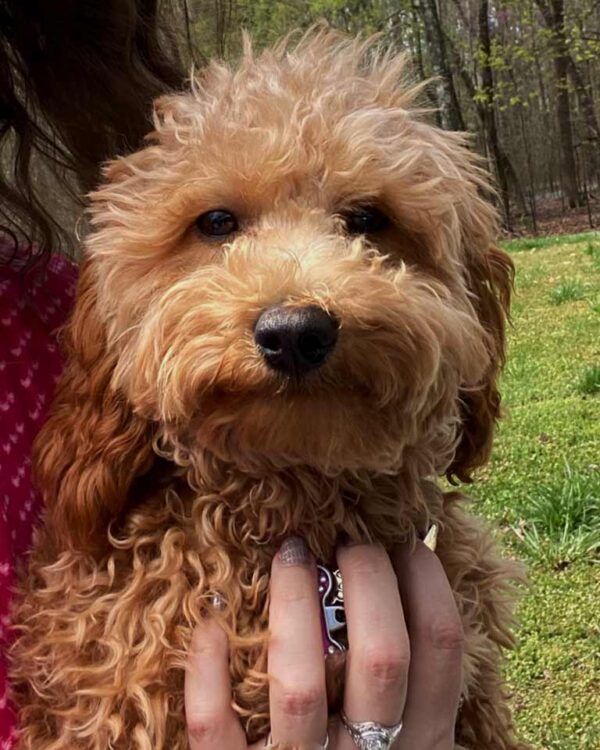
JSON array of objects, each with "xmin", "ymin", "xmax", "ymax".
[
  {"xmin": 536, "ymin": 0, "xmax": 581, "ymax": 207},
  {"xmin": 567, "ymin": 55, "xmax": 600, "ymax": 185},
  {"xmin": 445, "ymin": 0, "xmax": 527, "ymax": 223},
  {"xmin": 478, "ymin": 0, "xmax": 512, "ymax": 225},
  {"xmin": 413, "ymin": 0, "xmax": 465, "ymax": 130}
]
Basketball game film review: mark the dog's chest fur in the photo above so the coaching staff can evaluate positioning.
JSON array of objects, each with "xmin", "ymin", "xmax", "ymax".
[
  {"xmin": 13, "ymin": 466, "xmax": 442, "ymax": 745},
  {"xmin": 12, "ymin": 461, "xmax": 525, "ymax": 750}
]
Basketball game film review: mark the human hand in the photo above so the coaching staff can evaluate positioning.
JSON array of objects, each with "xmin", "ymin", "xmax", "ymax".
[{"xmin": 184, "ymin": 540, "xmax": 463, "ymax": 749}]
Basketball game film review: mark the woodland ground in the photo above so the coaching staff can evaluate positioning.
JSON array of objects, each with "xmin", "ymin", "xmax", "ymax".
[
  {"xmin": 509, "ymin": 194, "xmax": 599, "ymax": 238},
  {"xmin": 470, "ymin": 231, "xmax": 600, "ymax": 749}
]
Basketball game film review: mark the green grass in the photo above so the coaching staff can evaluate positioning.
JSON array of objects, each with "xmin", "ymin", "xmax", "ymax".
[
  {"xmin": 501, "ymin": 231, "xmax": 600, "ymax": 253},
  {"xmin": 548, "ymin": 279, "xmax": 585, "ymax": 305},
  {"xmin": 471, "ymin": 230, "xmax": 600, "ymax": 748},
  {"xmin": 584, "ymin": 241, "xmax": 600, "ymax": 271},
  {"xmin": 511, "ymin": 465, "xmax": 600, "ymax": 568},
  {"xmin": 578, "ymin": 364, "xmax": 600, "ymax": 395}
]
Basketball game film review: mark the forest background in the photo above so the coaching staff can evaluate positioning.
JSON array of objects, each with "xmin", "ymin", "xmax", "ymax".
[{"xmin": 177, "ymin": 0, "xmax": 600, "ymax": 234}]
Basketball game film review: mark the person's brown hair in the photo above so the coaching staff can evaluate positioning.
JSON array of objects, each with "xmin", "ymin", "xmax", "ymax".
[{"xmin": 0, "ymin": 0, "xmax": 187, "ymax": 272}]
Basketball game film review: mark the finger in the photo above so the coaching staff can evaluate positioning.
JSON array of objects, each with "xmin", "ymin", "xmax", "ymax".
[
  {"xmin": 185, "ymin": 620, "xmax": 247, "ymax": 750},
  {"xmin": 392, "ymin": 542, "xmax": 463, "ymax": 749},
  {"xmin": 338, "ymin": 544, "xmax": 409, "ymax": 729},
  {"xmin": 268, "ymin": 536, "xmax": 328, "ymax": 748}
]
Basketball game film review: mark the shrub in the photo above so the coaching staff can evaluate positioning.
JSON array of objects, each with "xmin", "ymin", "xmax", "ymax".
[
  {"xmin": 549, "ymin": 279, "xmax": 585, "ymax": 305},
  {"xmin": 584, "ymin": 242, "xmax": 600, "ymax": 270},
  {"xmin": 577, "ymin": 364, "xmax": 600, "ymax": 396},
  {"xmin": 512, "ymin": 466, "xmax": 600, "ymax": 568}
]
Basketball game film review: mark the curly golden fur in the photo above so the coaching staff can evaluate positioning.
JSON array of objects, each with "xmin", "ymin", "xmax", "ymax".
[{"xmin": 11, "ymin": 30, "xmax": 528, "ymax": 750}]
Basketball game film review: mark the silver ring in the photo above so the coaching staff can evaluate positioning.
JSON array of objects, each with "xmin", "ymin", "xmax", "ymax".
[
  {"xmin": 265, "ymin": 731, "xmax": 329, "ymax": 748},
  {"xmin": 340, "ymin": 710, "xmax": 403, "ymax": 750}
]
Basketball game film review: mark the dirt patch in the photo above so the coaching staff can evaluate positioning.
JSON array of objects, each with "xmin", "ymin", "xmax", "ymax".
[{"xmin": 508, "ymin": 194, "xmax": 599, "ymax": 238}]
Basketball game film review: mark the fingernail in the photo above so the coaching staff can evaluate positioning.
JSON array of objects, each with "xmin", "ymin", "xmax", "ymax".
[{"xmin": 279, "ymin": 536, "xmax": 311, "ymax": 566}]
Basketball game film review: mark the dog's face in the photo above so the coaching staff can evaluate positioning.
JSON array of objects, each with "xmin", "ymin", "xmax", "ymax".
[{"xmin": 81, "ymin": 34, "xmax": 511, "ymax": 477}]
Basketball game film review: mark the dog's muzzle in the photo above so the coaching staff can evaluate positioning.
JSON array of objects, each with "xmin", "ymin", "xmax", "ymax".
[{"xmin": 254, "ymin": 305, "xmax": 338, "ymax": 377}]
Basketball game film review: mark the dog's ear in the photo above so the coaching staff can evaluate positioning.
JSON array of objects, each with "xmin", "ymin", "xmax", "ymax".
[
  {"xmin": 33, "ymin": 260, "xmax": 155, "ymax": 551},
  {"xmin": 447, "ymin": 242, "xmax": 514, "ymax": 483}
]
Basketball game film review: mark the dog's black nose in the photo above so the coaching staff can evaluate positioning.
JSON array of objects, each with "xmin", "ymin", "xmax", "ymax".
[{"xmin": 254, "ymin": 305, "xmax": 338, "ymax": 377}]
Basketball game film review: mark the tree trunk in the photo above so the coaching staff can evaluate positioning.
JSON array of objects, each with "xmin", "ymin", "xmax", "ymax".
[
  {"xmin": 409, "ymin": 0, "xmax": 441, "ymax": 127},
  {"xmin": 517, "ymin": 106, "xmax": 538, "ymax": 233},
  {"xmin": 566, "ymin": 55, "xmax": 600, "ymax": 187},
  {"xmin": 444, "ymin": 8, "xmax": 527, "ymax": 221},
  {"xmin": 531, "ymin": 9, "xmax": 557, "ymax": 199},
  {"xmin": 410, "ymin": 2, "xmax": 428, "ymax": 84},
  {"xmin": 478, "ymin": 0, "xmax": 511, "ymax": 227},
  {"xmin": 415, "ymin": 0, "xmax": 465, "ymax": 131},
  {"xmin": 536, "ymin": 0, "xmax": 580, "ymax": 207}
]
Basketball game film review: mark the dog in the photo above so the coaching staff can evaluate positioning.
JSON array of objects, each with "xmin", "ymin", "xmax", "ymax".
[{"xmin": 11, "ymin": 30, "xmax": 527, "ymax": 750}]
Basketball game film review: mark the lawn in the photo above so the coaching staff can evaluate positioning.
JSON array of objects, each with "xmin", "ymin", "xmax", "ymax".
[{"xmin": 470, "ymin": 232, "xmax": 600, "ymax": 749}]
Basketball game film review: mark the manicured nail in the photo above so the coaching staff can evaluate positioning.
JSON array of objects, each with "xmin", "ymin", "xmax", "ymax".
[{"xmin": 279, "ymin": 536, "xmax": 311, "ymax": 566}]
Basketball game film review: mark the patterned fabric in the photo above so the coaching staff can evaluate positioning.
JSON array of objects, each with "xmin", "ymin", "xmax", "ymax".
[{"xmin": 0, "ymin": 248, "xmax": 77, "ymax": 749}]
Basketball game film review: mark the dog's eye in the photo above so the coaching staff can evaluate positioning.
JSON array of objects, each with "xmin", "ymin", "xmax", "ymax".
[
  {"xmin": 342, "ymin": 206, "xmax": 390, "ymax": 235},
  {"xmin": 196, "ymin": 210, "xmax": 238, "ymax": 237}
]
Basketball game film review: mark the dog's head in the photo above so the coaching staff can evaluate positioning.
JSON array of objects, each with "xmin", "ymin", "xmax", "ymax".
[{"xmin": 35, "ymin": 32, "xmax": 512, "ymax": 544}]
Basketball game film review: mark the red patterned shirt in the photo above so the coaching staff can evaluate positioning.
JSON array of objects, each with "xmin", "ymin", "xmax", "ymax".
[{"xmin": 0, "ymin": 248, "xmax": 77, "ymax": 748}]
